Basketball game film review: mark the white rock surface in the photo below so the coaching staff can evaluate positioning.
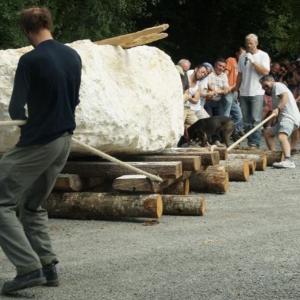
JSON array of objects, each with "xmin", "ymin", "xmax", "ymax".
[{"xmin": 0, "ymin": 40, "xmax": 183, "ymax": 154}]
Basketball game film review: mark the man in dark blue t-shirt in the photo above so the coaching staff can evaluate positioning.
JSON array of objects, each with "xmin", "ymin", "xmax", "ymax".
[{"xmin": 0, "ymin": 7, "xmax": 81, "ymax": 295}]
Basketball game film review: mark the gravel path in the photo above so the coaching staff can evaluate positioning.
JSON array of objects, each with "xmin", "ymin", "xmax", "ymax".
[{"xmin": 1, "ymin": 153, "xmax": 300, "ymax": 300}]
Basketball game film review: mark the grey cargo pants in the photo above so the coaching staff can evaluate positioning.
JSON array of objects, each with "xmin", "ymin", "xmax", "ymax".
[{"xmin": 0, "ymin": 133, "xmax": 71, "ymax": 275}]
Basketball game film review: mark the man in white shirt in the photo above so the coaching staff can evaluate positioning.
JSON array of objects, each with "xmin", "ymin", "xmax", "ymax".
[
  {"xmin": 205, "ymin": 58, "xmax": 230, "ymax": 116},
  {"xmin": 261, "ymin": 75, "xmax": 300, "ymax": 168},
  {"xmin": 236, "ymin": 33, "xmax": 270, "ymax": 148}
]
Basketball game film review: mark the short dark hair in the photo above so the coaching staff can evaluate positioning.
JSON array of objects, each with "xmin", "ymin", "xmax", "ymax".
[
  {"xmin": 215, "ymin": 57, "xmax": 226, "ymax": 64},
  {"xmin": 260, "ymin": 75, "xmax": 275, "ymax": 83},
  {"xmin": 20, "ymin": 7, "xmax": 53, "ymax": 33},
  {"xmin": 195, "ymin": 64, "xmax": 207, "ymax": 69}
]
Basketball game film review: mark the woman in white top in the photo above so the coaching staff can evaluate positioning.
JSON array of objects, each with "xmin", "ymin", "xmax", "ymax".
[{"xmin": 186, "ymin": 65, "xmax": 210, "ymax": 119}]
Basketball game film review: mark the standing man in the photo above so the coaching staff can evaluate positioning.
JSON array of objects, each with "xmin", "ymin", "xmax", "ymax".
[
  {"xmin": 0, "ymin": 7, "xmax": 82, "ymax": 295},
  {"xmin": 225, "ymin": 47, "xmax": 245, "ymax": 140},
  {"xmin": 178, "ymin": 58, "xmax": 191, "ymax": 73},
  {"xmin": 261, "ymin": 75, "xmax": 300, "ymax": 168},
  {"xmin": 177, "ymin": 59, "xmax": 191, "ymax": 95},
  {"xmin": 236, "ymin": 33, "xmax": 270, "ymax": 148}
]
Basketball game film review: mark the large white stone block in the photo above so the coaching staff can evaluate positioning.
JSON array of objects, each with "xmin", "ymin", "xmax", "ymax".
[{"xmin": 0, "ymin": 40, "xmax": 184, "ymax": 154}]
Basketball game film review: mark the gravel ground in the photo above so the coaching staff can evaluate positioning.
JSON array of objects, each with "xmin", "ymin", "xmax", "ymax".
[{"xmin": 1, "ymin": 153, "xmax": 300, "ymax": 300}]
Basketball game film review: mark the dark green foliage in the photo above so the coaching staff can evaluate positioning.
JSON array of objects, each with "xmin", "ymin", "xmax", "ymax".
[
  {"xmin": 136, "ymin": 0, "xmax": 300, "ymax": 62},
  {"xmin": 0, "ymin": 0, "xmax": 146, "ymax": 48},
  {"xmin": 0, "ymin": 0, "xmax": 299, "ymax": 62}
]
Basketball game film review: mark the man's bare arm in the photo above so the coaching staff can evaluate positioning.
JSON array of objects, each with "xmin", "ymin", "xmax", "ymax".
[
  {"xmin": 252, "ymin": 62, "xmax": 269, "ymax": 76},
  {"xmin": 235, "ymin": 72, "xmax": 242, "ymax": 92},
  {"xmin": 272, "ymin": 92, "xmax": 289, "ymax": 116}
]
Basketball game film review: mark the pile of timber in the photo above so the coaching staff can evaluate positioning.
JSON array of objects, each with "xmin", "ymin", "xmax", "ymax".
[
  {"xmin": 47, "ymin": 146, "xmax": 282, "ymax": 221},
  {"xmin": 48, "ymin": 149, "xmax": 218, "ymax": 220}
]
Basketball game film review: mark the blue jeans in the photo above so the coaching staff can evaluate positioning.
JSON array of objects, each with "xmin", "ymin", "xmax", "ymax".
[
  {"xmin": 239, "ymin": 95, "xmax": 264, "ymax": 146},
  {"xmin": 205, "ymin": 100, "xmax": 221, "ymax": 116},
  {"xmin": 229, "ymin": 93, "xmax": 243, "ymax": 133},
  {"xmin": 220, "ymin": 94, "xmax": 233, "ymax": 117}
]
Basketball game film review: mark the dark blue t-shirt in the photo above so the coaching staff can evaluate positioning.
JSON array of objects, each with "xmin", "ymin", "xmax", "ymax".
[{"xmin": 9, "ymin": 39, "xmax": 82, "ymax": 146}]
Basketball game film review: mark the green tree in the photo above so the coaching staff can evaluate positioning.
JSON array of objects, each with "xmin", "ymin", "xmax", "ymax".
[
  {"xmin": 136, "ymin": 0, "xmax": 300, "ymax": 62},
  {"xmin": 0, "ymin": 0, "xmax": 146, "ymax": 49}
]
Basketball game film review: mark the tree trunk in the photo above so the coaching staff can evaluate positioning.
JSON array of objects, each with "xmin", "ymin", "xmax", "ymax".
[
  {"xmin": 227, "ymin": 153, "xmax": 267, "ymax": 171},
  {"xmin": 162, "ymin": 195, "xmax": 206, "ymax": 216},
  {"xmin": 47, "ymin": 193, "xmax": 163, "ymax": 219},
  {"xmin": 219, "ymin": 159, "xmax": 250, "ymax": 181},
  {"xmin": 189, "ymin": 165, "xmax": 229, "ymax": 194}
]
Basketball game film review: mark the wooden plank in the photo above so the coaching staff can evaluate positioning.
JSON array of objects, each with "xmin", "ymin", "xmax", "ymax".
[
  {"xmin": 112, "ymin": 171, "xmax": 192, "ymax": 193},
  {"xmin": 171, "ymin": 147, "xmax": 228, "ymax": 160},
  {"xmin": 63, "ymin": 161, "xmax": 182, "ymax": 179},
  {"xmin": 113, "ymin": 175, "xmax": 162, "ymax": 193},
  {"xmin": 47, "ymin": 193, "xmax": 163, "ymax": 219},
  {"xmin": 157, "ymin": 150, "xmax": 220, "ymax": 166},
  {"xmin": 94, "ymin": 24, "xmax": 169, "ymax": 47},
  {"xmin": 121, "ymin": 33, "xmax": 168, "ymax": 48},
  {"xmin": 117, "ymin": 155, "xmax": 201, "ymax": 171}
]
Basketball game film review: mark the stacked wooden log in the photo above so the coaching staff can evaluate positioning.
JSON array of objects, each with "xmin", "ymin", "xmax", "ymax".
[
  {"xmin": 47, "ymin": 145, "xmax": 283, "ymax": 221},
  {"xmin": 47, "ymin": 149, "xmax": 218, "ymax": 220}
]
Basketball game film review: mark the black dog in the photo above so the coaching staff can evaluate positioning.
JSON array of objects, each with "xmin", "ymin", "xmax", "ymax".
[{"xmin": 178, "ymin": 116, "xmax": 235, "ymax": 147}]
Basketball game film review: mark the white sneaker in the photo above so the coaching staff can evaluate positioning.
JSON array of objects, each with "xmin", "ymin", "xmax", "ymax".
[{"xmin": 273, "ymin": 160, "xmax": 296, "ymax": 169}]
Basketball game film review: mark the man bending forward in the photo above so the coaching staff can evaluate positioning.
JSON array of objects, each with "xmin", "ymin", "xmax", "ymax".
[{"xmin": 261, "ymin": 75, "xmax": 300, "ymax": 168}]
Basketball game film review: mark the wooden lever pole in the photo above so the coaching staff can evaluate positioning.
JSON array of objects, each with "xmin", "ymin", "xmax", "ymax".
[
  {"xmin": 227, "ymin": 112, "xmax": 277, "ymax": 152},
  {"xmin": 0, "ymin": 120, "xmax": 27, "ymax": 126},
  {"xmin": 0, "ymin": 120, "xmax": 164, "ymax": 182}
]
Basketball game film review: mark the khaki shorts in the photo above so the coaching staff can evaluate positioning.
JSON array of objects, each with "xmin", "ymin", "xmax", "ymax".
[
  {"xmin": 184, "ymin": 108, "xmax": 198, "ymax": 128},
  {"xmin": 272, "ymin": 117, "xmax": 298, "ymax": 137}
]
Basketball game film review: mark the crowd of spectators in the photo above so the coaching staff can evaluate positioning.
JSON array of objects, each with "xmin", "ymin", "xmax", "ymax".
[{"xmin": 176, "ymin": 33, "xmax": 300, "ymax": 168}]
